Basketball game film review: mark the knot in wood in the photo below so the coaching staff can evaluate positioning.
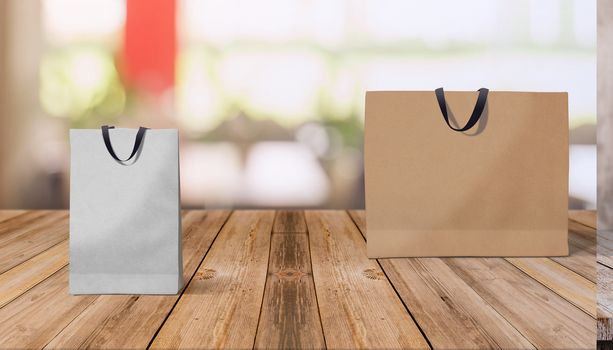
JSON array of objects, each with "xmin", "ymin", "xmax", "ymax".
[
  {"xmin": 197, "ymin": 268, "xmax": 216, "ymax": 280},
  {"xmin": 274, "ymin": 268, "xmax": 307, "ymax": 281},
  {"xmin": 362, "ymin": 268, "xmax": 385, "ymax": 280}
]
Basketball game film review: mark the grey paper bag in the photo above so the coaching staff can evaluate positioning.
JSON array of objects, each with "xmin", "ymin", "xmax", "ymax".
[{"xmin": 70, "ymin": 127, "xmax": 182, "ymax": 294}]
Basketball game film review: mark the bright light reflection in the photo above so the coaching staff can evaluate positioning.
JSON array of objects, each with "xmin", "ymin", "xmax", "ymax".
[
  {"xmin": 244, "ymin": 142, "xmax": 330, "ymax": 206},
  {"xmin": 218, "ymin": 51, "xmax": 326, "ymax": 125},
  {"xmin": 180, "ymin": 143, "xmax": 243, "ymax": 207},
  {"xmin": 43, "ymin": 0, "xmax": 125, "ymax": 43}
]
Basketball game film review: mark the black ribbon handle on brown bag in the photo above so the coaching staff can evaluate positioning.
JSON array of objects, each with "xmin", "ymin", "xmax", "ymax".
[
  {"xmin": 101, "ymin": 125, "xmax": 148, "ymax": 163},
  {"xmin": 435, "ymin": 87, "xmax": 489, "ymax": 132}
]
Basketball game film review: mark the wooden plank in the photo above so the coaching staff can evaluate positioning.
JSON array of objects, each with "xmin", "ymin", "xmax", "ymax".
[
  {"xmin": 0, "ymin": 211, "xmax": 68, "ymax": 273},
  {"xmin": 273, "ymin": 210, "xmax": 307, "ymax": 233},
  {"xmin": 305, "ymin": 211, "xmax": 429, "ymax": 349},
  {"xmin": 0, "ymin": 240, "xmax": 68, "ymax": 308},
  {"xmin": 598, "ymin": 230, "xmax": 613, "ymax": 269},
  {"xmin": 348, "ymin": 210, "xmax": 534, "ymax": 349},
  {"xmin": 349, "ymin": 210, "xmax": 596, "ymax": 283},
  {"xmin": 254, "ymin": 232, "xmax": 325, "ymax": 349},
  {"xmin": 0, "ymin": 268, "xmax": 97, "ymax": 350},
  {"xmin": 446, "ymin": 258, "xmax": 596, "ymax": 349},
  {"xmin": 44, "ymin": 210, "xmax": 230, "ymax": 350},
  {"xmin": 551, "ymin": 221, "xmax": 596, "ymax": 282},
  {"xmin": 351, "ymin": 209, "xmax": 596, "ymax": 345},
  {"xmin": 569, "ymin": 210, "xmax": 596, "ymax": 229},
  {"xmin": 569, "ymin": 218, "xmax": 598, "ymax": 239},
  {"xmin": 347, "ymin": 210, "xmax": 366, "ymax": 238},
  {"xmin": 598, "ymin": 317, "xmax": 613, "ymax": 341},
  {"xmin": 350, "ymin": 210, "xmax": 596, "ymax": 343},
  {"xmin": 383, "ymin": 258, "xmax": 535, "ymax": 349},
  {"xmin": 599, "ymin": 263, "xmax": 613, "ymax": 319},
  {"xmin": 506, "ymin": 257, "xmax": 595, "ymax": 317},
  {"xmin": 150, "ymin": 211, "xmax": 275, "ymax": 350},
  {"xmin": 0, "ymin": 210, "xmax": 26, "ymax": 223},
  {"xmin": 0, "ymin": 210, "xmax": 60, "ymax": 243}
]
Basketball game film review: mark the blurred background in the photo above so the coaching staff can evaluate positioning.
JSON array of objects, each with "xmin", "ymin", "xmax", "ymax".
[
  {"xmin": 0, "ymin": 0, "xmax": 596, "ymax": 209},
  {"xmin": 599, "ymin": 0, "xmax": 613, "ymax": 228}
]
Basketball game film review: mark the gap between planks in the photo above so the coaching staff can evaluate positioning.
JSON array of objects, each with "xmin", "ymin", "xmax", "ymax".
[
  {"xmin": 0, "ymin": 210, "xmax": 597, "ymax": 350},
  {"xmin": 0, "ymin": 210, "xmax": 231, "ymax": 350},
  {"xmin": 253, "ymin": 210, "xmax": 326, "ymax": 349},
  {"xmin": 0, "ymin": 211, "xmax": 74, "ymax": 309},
  {"xmin": 0, "ymin": 210, "xmax": 27, "ymax": 224},
  {"xmin": 598, "ymin": 230, "xmax": 613, "ymax": 269},
  {"xmin": 0, "ymin": 239, "xmax": 69, "ymax": 309},
  {"xmin": 347, "ymin": 210, "xmax": 595, "ymax": 349},
  {"xmin": 505, "ymin": 219, "xmax": 596, "ymax": 318},
  {"xmin": 150, "ymin": 211, "xmax": 276, "ymax": 349},
  {"xmin": 346, "ymin": 210, "xmax": 534, "ymax": 349},
  {"xmin": 598, "ymin": 262, "xmax": 613, "ymax": 319},
  {"xmin": 306, "ymin": 211, "xmax": 430, "ymax": 349},
  {"xmin": 568, "ymin": 210, "xmax": 596, "ymax": 230},
  {"xmin": 0, "ymin": 211, "xmax": 69, "ymax": 274}
]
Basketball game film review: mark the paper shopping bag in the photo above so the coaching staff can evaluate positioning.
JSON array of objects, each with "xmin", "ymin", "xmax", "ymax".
[
  {"xmin": 364, "ymin": 89, "xmax": 568, "ymax": 257},
  {"xmin": 70, "ymin": 126, "xmax": 182, "ymax": 294}
]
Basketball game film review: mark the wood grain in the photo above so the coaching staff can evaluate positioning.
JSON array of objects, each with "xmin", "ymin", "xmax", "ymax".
[
  {"xmin": 569, "ymin": 218, "xmax": 598, "ymax": 239},
  {"xmin": 348, "ymin": 210, "xmax": 534, "ymax": 349},
  {"xmin": 254, "ymin": 213, "xmax": 325, "ymax": 349},
  {"xmin": 383, "ymin": 258, "xmax": 535, "ymax": 349},
  {"xmin": 0, "ymin": 268, "xmax": 96, "ymax": 350},
  {"xmin": 599, "ymin": 230, "xmax": 613, "ymax": 269},
  {"xmin": 44, "ymin": 210, "xmax": 230, "ymax": 349},
  {"xmin": 0, "ymin": 210, "xmax": 26, "ymax": 223},
  {"xmin": 349, "ymin": 211, "xmax": 597, "ymax": 317},
  {"xmin": 598, "ymin": 263, "xmax": 613, "ymax": 319},
  {"xmin": 0, "ymin": 240, "xmax": 68, "ymax": 308},
  {"xmin": 0, "ymin": 211, "xmax": 68, "ymax": 274},
  {"xmin": 150, "ymin": 211, "xmax": 275, "ymax": 350},
  {"xmin": 446, "ymin": 258, "xmax": 596, "ymax": 349},
  {"xmin": 506, "ymin": 257, "xmax": 595, "ymax": 317},
  {"xmin": 599, "ymin": 318, "xmax": 613, "ymax": 341},
  {"xmin": 0, "ymin": 210, "xmax": 599, "ymax": 350},
  {"xmin": 305, "ymin": 211, "xmax": 429, "ymax": 349},
  {"xmin": 551, "ymin": 221, "xmax": 597, "ymax": 282},
  {"xmin": 347, "ymin": 210, "xmax": 366, "ymax": 238},
  {"xmin": 273, "ymin": 211, "xmax": 307, "ymax": 233},
  {"xmin": 0, "ymin": 211, "xmax": 61, "ymax": 243},
  {"xmin": 569, "ymin": 210, "xmax": 596, "ymax": 229},
  {"xmin": 348, "ymin": 211, "xmax": 596, "ymax": 283}
]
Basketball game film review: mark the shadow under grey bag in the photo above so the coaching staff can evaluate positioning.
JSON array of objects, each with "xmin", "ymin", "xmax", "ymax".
[{"xmin": 70, "ymin": 126, "xmax": 182, "ymax": 294}]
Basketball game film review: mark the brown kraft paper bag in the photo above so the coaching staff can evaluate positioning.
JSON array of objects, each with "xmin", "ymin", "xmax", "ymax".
[{"xmin": 364, "ymin": 89, "xmax": 568, "ymax": 257}]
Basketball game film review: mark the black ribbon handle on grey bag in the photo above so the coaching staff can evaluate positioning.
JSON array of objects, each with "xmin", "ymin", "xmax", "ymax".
[
  {"xmin": 101, "ymin": 125, "xmax": 148, "ymax": 163},
  {"xmin": 435, "ymin": 87, "xmax": 489, "ymax": 132}
]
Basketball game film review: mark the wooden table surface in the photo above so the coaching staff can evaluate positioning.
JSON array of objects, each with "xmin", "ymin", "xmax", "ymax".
[
  {"xmin": 598, "ymin": 226, "xmax": 613, "ymax": 341},
  {"xmin": 0, "ymin": 210, "xmax": 597, "ymax": 349}
]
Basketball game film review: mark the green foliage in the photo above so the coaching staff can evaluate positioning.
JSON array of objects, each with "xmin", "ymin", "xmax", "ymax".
[{"xmin": 39, "ymin": 46, "xmax": 126, "ymax": 127}]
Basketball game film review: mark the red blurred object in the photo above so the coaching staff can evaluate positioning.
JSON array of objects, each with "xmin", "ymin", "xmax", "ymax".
[{"xmin": 122, "ymin": 0, "xmax": 176, "ymax": 96}]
